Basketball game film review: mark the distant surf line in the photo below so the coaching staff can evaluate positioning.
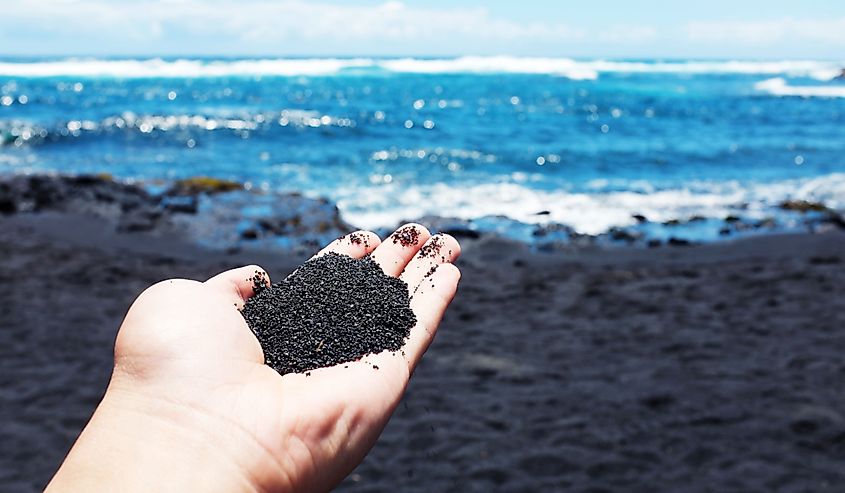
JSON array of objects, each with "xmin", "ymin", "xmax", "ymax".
[{"xmin": 0, "ymin": 57, "xmax": 842, "ymax": 81}]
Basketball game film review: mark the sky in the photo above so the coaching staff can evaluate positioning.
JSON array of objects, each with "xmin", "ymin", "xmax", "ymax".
[{"xmin": 3, "ymin": 0, "xmax": 845, "ymax": 59}]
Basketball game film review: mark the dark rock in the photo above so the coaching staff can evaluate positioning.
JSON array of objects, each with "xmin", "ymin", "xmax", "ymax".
[
  {"xmin": 446, "ymin": 228, "xmax": 481, "ymax": 239},
  {"xmin": 664, "ymin": 216, "xmax": 705, "ymax": 227},
  {"xmin": 822, "ymin": 213, "xmax": 845, "ymax": 229},
  {"xmin": 779, "ymin": 200, "xmax": 830, "ymax": 213},
  {"xmin": 176, "ymin": 190, "xmax": 350, "ymax": 250},
  {"xmin": 609, "ymin": 228, "xmax": 640, "ymax": 243},
  {"xmin": 0, "ymin": 173, "xmax": 156, "ymax": 217},
  {"xmin": 411, "ymin": 215, "xmax": 481, "ymax": 239},
  {"xmin": 69, "ymin": 173, "xmax": 113, "ymax": 186},
  {"xmin": 165, "ymin": 176, "xmax": 243, "ymax": 196},
  {"xmin": 667, "ymin": 237, "xmax": 691, "ymax": 247},
  {"xmin": 0, "ymin": 173, "xmax": 351, "ymax": 251},
  {"xmin": 117, "ymin": 208, "xmax": 161, "ymax": 232},
  {"xmin": 632, "ymin": 214, "xmax": 647, "ymax": 223},
  {"xmin": 257, "ymin": 216, "xmax": 302, "ymax": 235},
  {"xmin": 724, "ymin": 215, "xmax": 741, "ymax": 223},
  {"xmin": 534, "ymin": 210, "xmax": 551, "ymax": 216},
  {"xmin": 532, "ymin": 222, "xmax": 576, "ymax": 238},
  {"xmin": 0, "ymin": 183, "xmax": 16, "ymax": 214},
  {"xmin": 0, "ymin": 200, "xmax": 15, "ymax": 214},
  {"xmin": 240, "ymin": 228, "xmax": 260, "ymax": 240},
  {"xmin": 647, "ymin": 239, "xmax": 662, "ymax": 248}
]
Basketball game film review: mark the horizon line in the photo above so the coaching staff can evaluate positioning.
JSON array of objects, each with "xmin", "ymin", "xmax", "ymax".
[{"xmin": 0, "ymin": 55, "xmax": 842, "ymax": 62}]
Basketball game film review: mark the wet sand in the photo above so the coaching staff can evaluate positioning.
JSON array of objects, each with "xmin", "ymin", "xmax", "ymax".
[{"xmin": 2, "ymin": 212, "xmax": 845, "ymax": 492}]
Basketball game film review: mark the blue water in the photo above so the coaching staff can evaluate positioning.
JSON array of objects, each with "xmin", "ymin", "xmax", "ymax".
[{"xmin": 2, "ymin": 57, "xmax": 845, "ymax": 240}]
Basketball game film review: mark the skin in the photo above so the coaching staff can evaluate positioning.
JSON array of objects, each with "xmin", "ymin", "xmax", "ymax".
[{"xmin": 46, "ymin": 224, "xmax": 461, "ymax": 493}]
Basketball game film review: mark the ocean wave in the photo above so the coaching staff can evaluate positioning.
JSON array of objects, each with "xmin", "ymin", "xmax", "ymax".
[
  {"xmin": 380, "ymin": 57, "xmax": 600, "ymax": 79},
  {"xmin": 0, "ymin": 58, "xmax": 374, "ymax": 78},
  {"xmin": 0, "ymin": 110, "xmax": 356, "ymax": 147},
  {"xmin": 754, "ymin": 77, "xmax": 845, "ymax": 98},
  {"xmin": 0, "ymin": 57, "xmax": 842, "ymax": 80},
  {"xmin": 588, "ymin": 60, "xmax": 843, "ymax": 81},
  {"xmin": 336, "ymin": 174, "xmax": 845, "ymax": 235},
  {"xmin": 384, "ymin": 58, "xmax": 844, "ymax": 81}
]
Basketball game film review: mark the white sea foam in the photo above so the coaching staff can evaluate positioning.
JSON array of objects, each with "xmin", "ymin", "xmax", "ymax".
[
  {"xmin": 334, "ymin": 174, "xmax": 845, "ymax": 235},
  {"xmin": 754, "ymin": 77, "xmax": 845, "ymax": 98},
  {"xmin": 0, "ymin": 58, "xmax": 374, "ymax": 78},
  {"xmin": 383, "ymin": 58, "xmax": 844, "ymax": 81},
  {"xmin": 0, "ymin": 57, "xmax": 842, "ymax": 80},
  {"xmin": 587, "ymin": 60, "xmax": 843, "ymax": 81},
  {"xmin": 380, "ymin": 56, "xmax": 600, "ymax": 80}
]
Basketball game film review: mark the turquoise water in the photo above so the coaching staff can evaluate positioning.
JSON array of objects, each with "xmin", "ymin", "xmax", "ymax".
[{"xmin": 2, "ymin": 57, "xmax": 845, "ymax": 240}]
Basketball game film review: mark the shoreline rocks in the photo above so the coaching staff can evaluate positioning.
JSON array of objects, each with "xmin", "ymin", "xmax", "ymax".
[
  {"xmin": 0, "ymin": 173, "xmax": 351, "ymax": 252},
  {"xmin": 3, "ymin": 172, "xmax": 844, "ymax": 253}
]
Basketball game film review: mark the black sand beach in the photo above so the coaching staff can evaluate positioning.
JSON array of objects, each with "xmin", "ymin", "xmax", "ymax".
[{"xmin": 3, "ymin": 195, "xmax": 845, "ymax": 491}]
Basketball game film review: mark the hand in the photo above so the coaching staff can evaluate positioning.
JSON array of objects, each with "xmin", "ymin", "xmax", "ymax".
[{"xmin": 47, "ymin": 224, "xmax": 461, "ymax": 493}]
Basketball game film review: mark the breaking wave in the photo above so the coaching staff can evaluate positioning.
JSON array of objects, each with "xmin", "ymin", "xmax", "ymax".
[
  {"xmin": 754, "ymin": 77, "xmax": 845, "ymax": 98},
  {"xmin": 336, "ymin": 174, "xmax": 845, "ymax": 235},
  {"xmin": 0, "ymin": 57, "xmax": 842, "ymax": 81}
]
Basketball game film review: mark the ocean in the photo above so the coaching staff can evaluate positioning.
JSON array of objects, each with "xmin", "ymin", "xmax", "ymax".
[{"xmin": 2, "ymin": 56, "xmax": 845, "ymax": 244}]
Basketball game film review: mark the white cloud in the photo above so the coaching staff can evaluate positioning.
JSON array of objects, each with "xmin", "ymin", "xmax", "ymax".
[
  {"xmin": 685, "ymin": 17, "xmax": 845, "ymax": 45},
  {"xmin": 3, "ymin": 0, "xmax": 651, "ymax": 54},
  {"xmin": 5, "ymin": 1, "xmax": 844, "ymax": 58}
]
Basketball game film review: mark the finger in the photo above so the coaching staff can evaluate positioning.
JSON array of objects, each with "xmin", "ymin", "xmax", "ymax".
[
  {"xmin": 400, "ymin": 234, "xmax": 461, "ymax": 295},
  {"xmin": 369, "ymin": 223, "xmax": 431, "ymax": 277},
  {"xmin": 314, "ymin": 230, "xmax": 381, "ymax": 259},
  {"xmin": 205, "ymin": 264, "xmax": 270, "ymax": 308},
  {"xmin": 404, "ymin": 263, "xmax": 461, "ymax": 371}
]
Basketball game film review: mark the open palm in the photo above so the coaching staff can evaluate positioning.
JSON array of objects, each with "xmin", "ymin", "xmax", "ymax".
[{"xmin": 103, "ymin": 224, "xmax": 460, "ymax": 492}]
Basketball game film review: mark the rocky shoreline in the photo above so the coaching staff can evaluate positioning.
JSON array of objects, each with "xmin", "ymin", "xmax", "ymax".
[
  {"xmin": 0, "ymin": 173, "xmax": 351, "ymax": 254},
  {"xmin": 3, "ymin": 173, "xmax": 844, "ymax": 253}
]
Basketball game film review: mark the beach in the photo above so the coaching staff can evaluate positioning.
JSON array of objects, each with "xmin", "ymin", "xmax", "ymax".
[
  {"xmin": 3, "ymin": 197, "xmax": 845, "ymax": 492},
  {"xmin": 3, "ymin": 54, "xmax": 845, "ymax": 491}
]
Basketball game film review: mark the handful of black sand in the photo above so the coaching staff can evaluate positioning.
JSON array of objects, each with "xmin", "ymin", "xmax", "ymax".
[{"xmin": 241, "ymin": 253, "xmax": 417, "ymax": 375}]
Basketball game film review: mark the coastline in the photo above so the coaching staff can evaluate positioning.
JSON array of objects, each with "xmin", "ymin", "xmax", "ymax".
[
  {"xmin": 3, "ymin": 173, "xmax": 843, "ymax": 253},
  {"xmin": 3, "ymin": 175, "xmax": 845, "ymax": 490}
]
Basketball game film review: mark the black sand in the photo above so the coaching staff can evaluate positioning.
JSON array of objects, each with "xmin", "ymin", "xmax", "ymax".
[
  {"xmin": 242, "ymin": 253, "xmax": 416, "ymax": 375},
  {"xmin": 3, "ymin": 211, "xmax": 845, "ymax": 492}
]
